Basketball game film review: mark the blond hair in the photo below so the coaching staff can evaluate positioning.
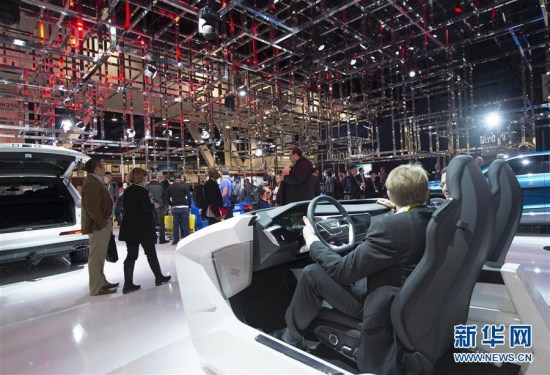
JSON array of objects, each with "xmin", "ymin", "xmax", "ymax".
[
  {"xmin": 127, "ymin": 167, "xmax": 147, "ymax": 185},
  {"xmin": 386, "ymin": 163, "xmax": 429, "ymax": 207}
]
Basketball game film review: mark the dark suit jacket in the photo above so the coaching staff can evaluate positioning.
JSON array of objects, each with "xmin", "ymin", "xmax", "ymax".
[
  {"xmin": 118, "ymin": 184, "xmax": 157, "ymax": 243},
  {"xmin": 204, "ymin": 178, "xmax": 223, "ymax": 217},
  {"xmin": 284, "ymin": 157, "xmax": 314, "ymax": 204},
  {"xmin": 364, "ymin": 177, "xmax": 382, "ymax": 198},
  {"xmin": 309, "ymin": 206, "xmax": 433, "ymax": 298},
  {"xmin": 81, "ymin": 175, "xmax": 113, "ymax": 234}
]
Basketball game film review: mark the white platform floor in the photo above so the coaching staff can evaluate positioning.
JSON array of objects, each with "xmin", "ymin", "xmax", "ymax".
[
  {"xmin": 0, "ymin": 231, "xmax": 206, "ymax": 375},
  {"xmin": 1, "ymin": 232, "xmax": 549, "ymax": 374}
]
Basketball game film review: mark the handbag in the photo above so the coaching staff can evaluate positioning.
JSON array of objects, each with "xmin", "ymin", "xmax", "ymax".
[
  {"xmin": 206, "ymin": 205, "xmax": 228, "ymax": 219},
  {"xmin": 105, "ymin": 233, "xmax": 119, "ymax": 263}
]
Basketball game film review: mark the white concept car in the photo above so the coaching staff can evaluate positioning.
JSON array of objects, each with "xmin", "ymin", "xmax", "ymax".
[{"xmin": 176, "ymin": 156, "xmax": 549, "ymax": 374}]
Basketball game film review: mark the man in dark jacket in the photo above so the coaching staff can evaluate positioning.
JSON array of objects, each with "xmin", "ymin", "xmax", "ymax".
[
  {"xmin": 204, "ymin": 167, "xmax": 224, "ymax": 225},
  {"xmin": 147, "ymin": 174, "xmax": 169, "ymax": 244},
  {"xmin": 277, "ymin": 163, "xmax": 433, "ymax": 349},
  {"xmin": 281, "ymin": 147, "xmax": 314, "ymax": 204},
  {"xmin": 166, "ymin": 174, "xmax": 192, "ymax": 245},
  {"xmin": 344, "ymin": 166, "xmax": 361, "ymax": 199}
]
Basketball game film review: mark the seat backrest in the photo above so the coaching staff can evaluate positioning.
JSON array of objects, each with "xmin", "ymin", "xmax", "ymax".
[
  {"xmin": 485, "ymin": 159, "xmax": 523, "ymax": 267},
  {"xmin": 390, "ymin": 155, "xmax": 495, "ymax": 368}
]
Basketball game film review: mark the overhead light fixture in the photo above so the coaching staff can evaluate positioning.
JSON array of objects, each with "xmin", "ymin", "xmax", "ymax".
[
  {"xmin": 350, "ymin": 58, "xmax": 357, "ymax": 66},
  {"xmin": 408, "ymin": 69, "xmax": 416, "ymax": 78},
  {"xmin": 162, "ymin": 129, "xmax": 173, "ymax": 137},
  {"xmin": 111, "ymin": 117, "xmax": 118, "ymax": 121},
  {"xmin": 198, "ymin": 5, "xmax": 219, "ymax": 40},
  {"xmin": 201, "ymin": 129, "xmax": 210, "ymax": 139},
  {"xmin": 144, "ymin": 64, "xmax": 158, "ymax": 79},
  {"xmin": 234, "ymin": 76, "xmax": 247, "ymax": 96},
  {"xmin": 255, "ymin": 148, "xmax": 263, "ymax": 157},
  {"xmin": 126, "ymin": 128, "xmax": 136, "ymax": 138},
  {"xmin": 484, "ymin": 112, "xmax": 501, "ymax": 128},
  {"xmin": 215, "ymin": 139, "xmax": 222, "ymax": 146},
  {"xmin": 61, "ymin": 118, "xmax": 74, "ymax": 132}
]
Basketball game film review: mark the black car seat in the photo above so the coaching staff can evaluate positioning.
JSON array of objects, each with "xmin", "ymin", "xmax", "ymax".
[
  {"xmin": 313, "ymin": 155, "xmax": 495, "ymax": 374},
  {"xmin": 484, "ymin": 159, "xmax": 523, "ymax": 268}
]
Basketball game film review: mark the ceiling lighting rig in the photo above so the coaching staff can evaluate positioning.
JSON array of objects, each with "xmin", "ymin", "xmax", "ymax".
[{"xmin": 0, "ymin": 0, "xmax": 544, "ymax": 166}]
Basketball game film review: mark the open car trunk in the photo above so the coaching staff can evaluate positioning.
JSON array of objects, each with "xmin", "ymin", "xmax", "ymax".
[{"xmin": 0, "ymin": 177, "xmax": 76, "ymax": 233}]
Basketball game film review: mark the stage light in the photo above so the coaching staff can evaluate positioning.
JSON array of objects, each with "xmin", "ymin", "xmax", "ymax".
[
  {"xmin": 162, "ymin": 129, "xmax": 172, "ymax": 137},
  {"xmin": 350, "ymin": 58, "xmax": 357, "ymax": 66},
  {"xmin": 201, "ymin": 129, "xmax": 210, "ymax": 139},
  {"xmin": 144, "ymin": 64, "xmax": 157, "ymax": 79},
  {"xmin": 126, "ymin": 128, "xmax": 136, "ymax": 138},
  {"xmin": 255, "ymin": 148, "xmax": 263, "ymax": 157},
  {"xmin": 484, "ymin": 112, "xmax": 501, "ymax": 128},
  {"xmin": 408, "ymin": 69, "xmax": 416, "ymax": 78},
  {"xmin": 61, "ymin": 118, "xmax": 74, "ymax": 132},
  {"xmin": 198, "ymin": 6, "xmax": 219, "ymax": 40},
  {"xmin": 318, "ymin": 43, "xmax": 325, "ymax": 51},
  {"xmin": 234, "ymin": 76, "xmax": 247, "ymax": 96}
]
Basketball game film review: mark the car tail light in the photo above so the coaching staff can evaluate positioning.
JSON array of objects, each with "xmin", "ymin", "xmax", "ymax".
[{"xmin": 60, "ymin": 229, "xmax": 82, "ymax": 235}]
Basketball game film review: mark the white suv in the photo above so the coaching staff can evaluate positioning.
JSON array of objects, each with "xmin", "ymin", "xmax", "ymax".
[{"xmin": 0, "ymin": 143, "xmax": 90, "ymax": 267}]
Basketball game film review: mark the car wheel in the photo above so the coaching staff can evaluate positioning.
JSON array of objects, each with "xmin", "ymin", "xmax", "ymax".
[{"xmin": 69, "ymin": 246, "xmax": 89, "ymax": 264}]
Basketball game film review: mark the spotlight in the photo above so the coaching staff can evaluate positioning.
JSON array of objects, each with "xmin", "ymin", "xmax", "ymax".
[
  {"xmin": 61, "ymin": 118, "xmax": 74, "ymax": 132},
  {"xmin": 198, "ymin": 6, "xmax": 219, "ymax": 40},
  {"xmin": 255, "ymin": 148, "xmax": 263, "ymax": 157},
  {"xmin": 350, "ymin": 58, "xmax": 357, "ymax": 66},
  {"xmin": 201, "ymin": 129, "xmax": 210, "ymax": 139},
  {"xmin": 126, "ymin": 128, "xmax": 136, "ymax": 138},
  {"xmin": 484, "ymin": 112, "xmax": 501, "ymax": 128},
  {"xmin": 162, "ymin": 129, "xmax": 173, "ymax": 137},
  {"xmin": 234, "ymin": 76, "xmax": 247, "ymax": 96},
  {"xmin": 144, "ymin": 64, "xmax": 158, "ymax": 79},
  {"xmin": 215, "ymin": 139, "xmax": 222, "ymax": 146},
  {"xmin": 408, "ymin": 69, "xmax": 416, "ymax": 78}
]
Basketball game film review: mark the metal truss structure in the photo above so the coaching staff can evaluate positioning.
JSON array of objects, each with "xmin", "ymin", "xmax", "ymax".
[{"xmin": 0, "ymin": 0, "xmax": 548, "ymax": 173}]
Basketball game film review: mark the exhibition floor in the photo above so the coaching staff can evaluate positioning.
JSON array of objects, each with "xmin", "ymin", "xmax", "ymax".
[
  {"xmin": 0, "ymin": 232, "xmax": 206, "ymax": 374},
  {"xmin": 0, "ymin": 232, "xmax": 548, "ymax": 374}
]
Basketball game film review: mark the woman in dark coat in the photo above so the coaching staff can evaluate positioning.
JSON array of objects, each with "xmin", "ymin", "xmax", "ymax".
[{"xmin": 119, "ymin": 167, "xmax": 170, "ymax": 294}]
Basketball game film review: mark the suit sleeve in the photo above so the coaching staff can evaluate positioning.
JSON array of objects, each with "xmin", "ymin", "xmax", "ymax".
[
  {"xmin": 165, "ymin": 186, "xmax": 172, "ymax": 207},
  {"xmin": 82, "ymin": 181, "xmax": 108, "ymax": 230},
  {"xmin": 309, "ymin": 218, "xmax": 397, "ymax": 285},
  {"xmin": 138, "ymin": 188, "xmax": 154, "ymax": 214}
]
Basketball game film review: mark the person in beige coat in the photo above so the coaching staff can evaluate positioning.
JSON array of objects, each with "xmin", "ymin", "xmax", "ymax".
[{"xmin": 81, "ymin": 158, "xmax": 118, "ymax": 295}]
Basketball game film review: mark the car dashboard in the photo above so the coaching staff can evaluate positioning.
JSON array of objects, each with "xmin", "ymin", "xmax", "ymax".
[{"xmin": 251, "ymin": 200, "xmax": 390, "ymax": 271}]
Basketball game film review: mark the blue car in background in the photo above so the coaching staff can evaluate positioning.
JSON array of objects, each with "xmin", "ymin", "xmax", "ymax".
[{"xmin": 430, "ymin": 151, "xmax": 550, "ymax": 226}]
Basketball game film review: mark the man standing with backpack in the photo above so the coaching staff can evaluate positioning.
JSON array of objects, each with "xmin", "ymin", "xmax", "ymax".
[{"xmin": 219, "ymin": 166, "xmax": 233, "ymax": 219}]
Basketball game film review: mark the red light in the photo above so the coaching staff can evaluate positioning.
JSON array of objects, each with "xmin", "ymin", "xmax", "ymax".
[
  {"xmin": 454, "ymin": 7, "xmax": 462, "ymax": 14},
  {"xmin": 60, "ymin": 229, "xmax": 82, "ymax": 236},
  {"xmin": 76, "ymin": 19, "xmax": 84, "ymax": 32}
]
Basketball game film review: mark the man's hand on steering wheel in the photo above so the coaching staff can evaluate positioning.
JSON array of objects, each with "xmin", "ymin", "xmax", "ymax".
[{"xmin": 302, "ymin": 216, "xmax": 319, "ymax": 246}]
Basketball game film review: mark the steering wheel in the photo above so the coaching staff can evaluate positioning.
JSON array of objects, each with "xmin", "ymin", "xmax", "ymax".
[{"xmin": 306, "ymin": 195, "xmax": 356, "ymax": 254}]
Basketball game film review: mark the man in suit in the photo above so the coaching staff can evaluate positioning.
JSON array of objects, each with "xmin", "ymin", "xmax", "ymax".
[
  {"xmin": 364, "ymin": 170, "xmax": 382, "ymax": 198},
  {"xmin": 147, "ymin": 174, "xmax": 169, "ymax": 244},
  {"xmin": 281, "ymin": 147, "xmax": 314, "ymax": 204},
  {"xmin": 81, "ymin": 158, "xmax": 118, "ymax": 295},
  {"xmin": 277, "ymin": 163, "xmax": 433, "ymax": 348}
]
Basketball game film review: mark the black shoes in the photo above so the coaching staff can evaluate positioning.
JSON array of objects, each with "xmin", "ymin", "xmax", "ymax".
[
  {"xmin": 159, "ymin": 239, "xmax": 170, "ymax": 244},
  {"xmin": 171, "ymin": 241, "xmax": 178, "ymax": 246},
  {"xmin": 272, "ymin": 328, "xmax": 308, "ymax": 351},
  {"xmin": 105, "ymin": 281, "xmax": 119, "ymax": 288},
  {"xmin": 94, "ymin": 286, "xmax": 117, "ymax": 296},
  {"xmin": 122, "ymin": 284, "xmax": 141, "ymax": 294},
  {"xmin": 155, "ymin": 275, "xmax": 171, "ymax": 286}
]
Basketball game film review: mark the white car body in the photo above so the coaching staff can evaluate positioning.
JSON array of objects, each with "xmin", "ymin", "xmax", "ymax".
[
  {"xmin": 176, "ymin": 206, "xmax": 549, "ymax": 374},
  {"xmin": 0, "ymin": 143, "xmax": 90, "ymax": 266}
]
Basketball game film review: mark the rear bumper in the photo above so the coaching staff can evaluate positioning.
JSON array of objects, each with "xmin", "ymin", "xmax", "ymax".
[{"xmin": 0, "ymin": 239, "xmax": 89, "ymax": 264}]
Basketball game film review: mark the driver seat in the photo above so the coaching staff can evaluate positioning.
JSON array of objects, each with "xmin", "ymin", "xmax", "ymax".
[{"xmin": 312, "ymin": 156, "xmax": 495, "ymax": 374}]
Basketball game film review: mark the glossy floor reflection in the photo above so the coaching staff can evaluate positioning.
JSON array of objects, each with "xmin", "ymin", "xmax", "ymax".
[
  {"xmin": 0, "ymin": 232, "xmax": 548, "ymax": 374},
  {"xmin": 0, "ymin": 232, "xmax": 205, "ymax": 374}
]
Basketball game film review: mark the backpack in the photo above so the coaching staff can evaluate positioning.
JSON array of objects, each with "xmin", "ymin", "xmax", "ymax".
[
  {"xmin": 229, "ymin": 180, "xmax": 242, "ymax": 205},
  {"xmin": 193, "ymin": 183, "xmax": 207, "ymax": 209}
]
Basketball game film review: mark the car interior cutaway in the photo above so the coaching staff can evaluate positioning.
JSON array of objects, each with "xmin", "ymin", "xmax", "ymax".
[{"xmin": 177, "ymin": 155, "xmax": 547, "ymax": 375}]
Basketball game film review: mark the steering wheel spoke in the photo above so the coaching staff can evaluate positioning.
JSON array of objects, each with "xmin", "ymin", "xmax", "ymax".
[{"xmin": 307, "ymin": 196, "xmax": 356, "ymax": 254}]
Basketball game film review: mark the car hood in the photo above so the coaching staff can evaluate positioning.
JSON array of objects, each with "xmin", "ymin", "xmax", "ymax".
[{"xmin": 0, "ymin": 143, "xmax": 89, "ymax": 179}]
